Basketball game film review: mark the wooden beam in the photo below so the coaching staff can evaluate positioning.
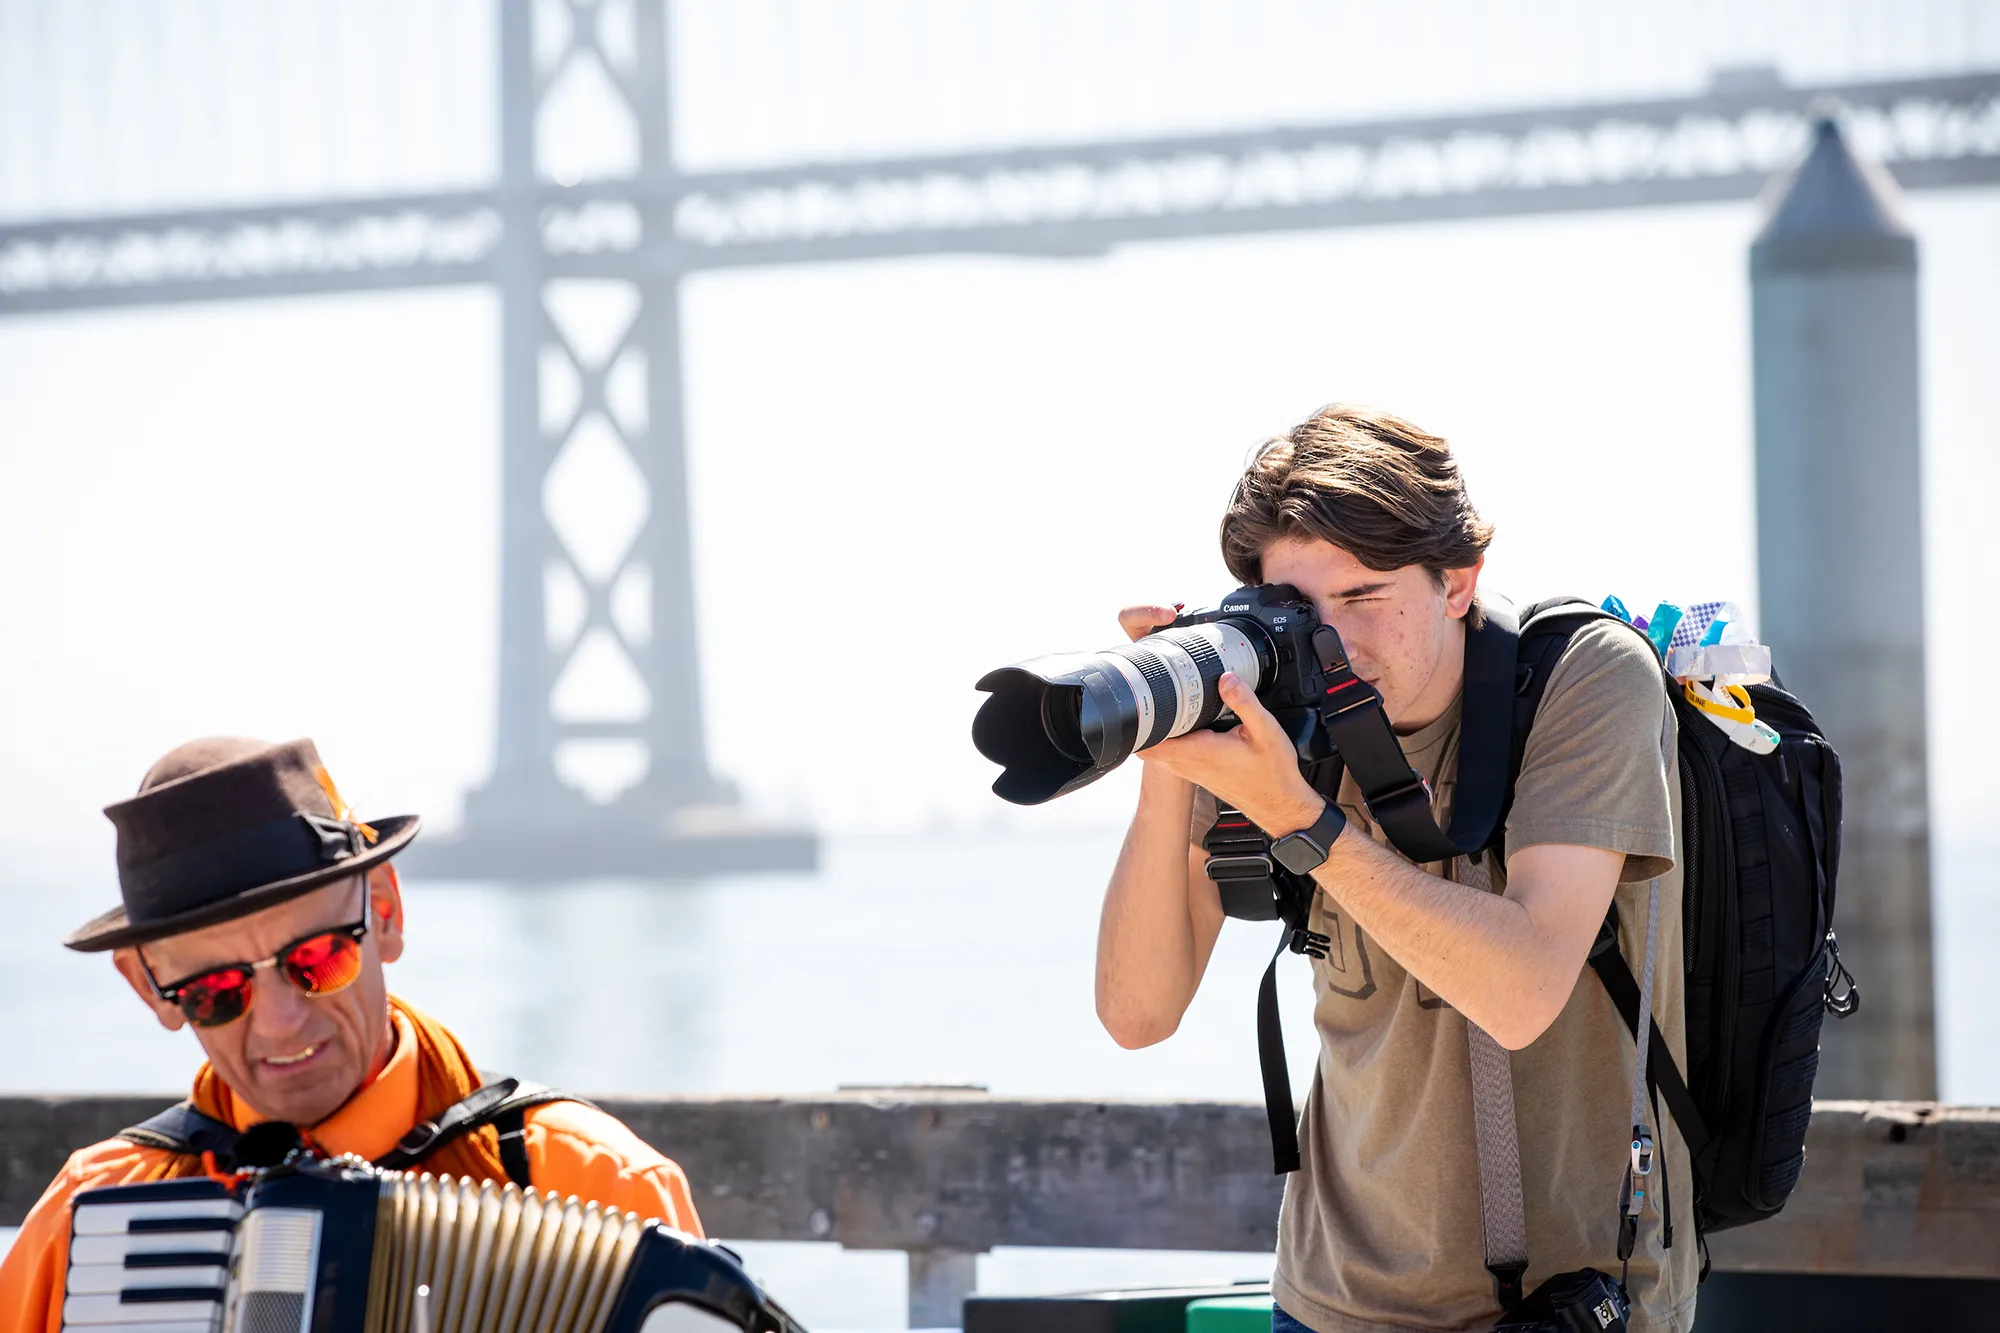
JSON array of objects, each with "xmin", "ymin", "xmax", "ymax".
[
  {"xmin": 1703, "ymin": 1101, "xmax": 2000, "ymax": 1278},
  {"xmin": 592, "ymin": 1092, "xmax": 1283, "ymax": 1253},
  {"xmin": 3, "ymin": 1093, "xmax": 1995, "ymax": 1277}
]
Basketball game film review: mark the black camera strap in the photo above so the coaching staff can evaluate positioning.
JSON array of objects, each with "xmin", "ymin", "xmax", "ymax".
[
  {"xmin": 1203, "ymin": 798, "xmax": 1329, "ymax": 1175},
  {"xmin": 1253, "ymin": 924, "xmax": 1324, "ymax": 1173},
  {"xmin": 1311, "ymin": 597, "xmax": 1521, "ymax": 865}
]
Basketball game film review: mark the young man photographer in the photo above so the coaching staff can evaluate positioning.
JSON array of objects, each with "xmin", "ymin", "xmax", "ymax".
[{"xmin": 1094, "ymin": 405, "xmax": 1694, "ymax": 1332}]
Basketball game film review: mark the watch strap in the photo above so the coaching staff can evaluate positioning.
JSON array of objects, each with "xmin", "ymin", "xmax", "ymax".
[{"xmin": 1272, "ymin": 800, "xmax": 1347, "ymax": 874}]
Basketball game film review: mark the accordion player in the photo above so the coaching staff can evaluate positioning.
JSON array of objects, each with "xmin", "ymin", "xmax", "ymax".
[{"xmin": 57, "ymin": 1153, "xmax": 803, "ymax": 1333}]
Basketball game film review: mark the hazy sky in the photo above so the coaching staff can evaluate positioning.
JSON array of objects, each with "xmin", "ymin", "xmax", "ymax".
[{"xmin": 1, "ymin": 0, "xmax": 1995, "ymax": 861}]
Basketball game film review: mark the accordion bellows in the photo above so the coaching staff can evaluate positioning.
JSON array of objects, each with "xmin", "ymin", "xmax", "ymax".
[{"xmin": 366, "ymin": 1173, "xmax": 647, "ymax": 1333}]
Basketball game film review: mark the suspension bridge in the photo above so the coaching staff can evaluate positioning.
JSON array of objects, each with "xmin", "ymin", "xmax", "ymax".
[{"xmin": 1, "ymin": 1, "xmax": 1996, "ymax": 1102}]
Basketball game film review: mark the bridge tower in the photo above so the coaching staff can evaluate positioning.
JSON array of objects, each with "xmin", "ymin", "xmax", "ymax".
[
  {"xmin": 1751, "ymin": 115, "xmax": 1934, "ymax": 1098},
  {"xmin": 409, "ymin": 0, "xmax": 815, "ymax": 878}
]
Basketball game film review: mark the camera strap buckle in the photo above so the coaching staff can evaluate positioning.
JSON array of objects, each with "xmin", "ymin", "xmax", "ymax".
[
  {"xmin": 1205, "ymin": 854, "xmax": 1275, "ymax": 881},
  {"xmin": 1205, "ymin": 805, "xmax": 1298, "ymax": 927},
  {"xmin": 1486, "ymin": 1261, "xmax": 1527, "ymax": 1312},
  {"xmin": 1616, "ymin": 1122, "xmax": 1655, "ymax": 1270},
  {"xmin": 1287, "ymin": 927, "xmax": 1329, "ymax": 960},
  {"xmin": 1628, "ymin": 1125, "xmax": 1655, "ymax": 1190}
]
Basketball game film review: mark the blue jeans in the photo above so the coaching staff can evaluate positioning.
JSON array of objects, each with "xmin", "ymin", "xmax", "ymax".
[{"xmin": 1272, "ymin": 1308, "xmax": 1314, "ymax": 1333}]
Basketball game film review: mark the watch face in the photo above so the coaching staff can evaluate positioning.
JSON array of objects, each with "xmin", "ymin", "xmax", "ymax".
[{"xmin": 1273, "ymin": 834, "xmax": 1325, "ymax": 875}]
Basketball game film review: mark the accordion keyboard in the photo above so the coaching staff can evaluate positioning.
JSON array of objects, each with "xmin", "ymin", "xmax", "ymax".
[{"xmin": 61, "ymin": 1179, "xmax": 242, "ymax": 1332}]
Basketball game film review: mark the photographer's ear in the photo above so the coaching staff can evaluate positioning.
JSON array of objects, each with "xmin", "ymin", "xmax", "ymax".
[
  {"xmin": 368, "ymin": 864, "xmax": 406, "ymax": 964},
  {"xmin": 1443, "ymin": 557, "xmax": 1484, "ymax": 620},
  {"xmin": 112, "ymin": 947, "xmax": 187, "ymax": 1033}
]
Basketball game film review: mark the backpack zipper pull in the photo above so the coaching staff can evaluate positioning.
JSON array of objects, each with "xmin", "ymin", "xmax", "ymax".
[{"xmin": 1824, "ymin": 931, "xmax": 1861, "ymax": 1018}]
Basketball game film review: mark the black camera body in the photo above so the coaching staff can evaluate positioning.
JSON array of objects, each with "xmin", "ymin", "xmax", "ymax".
[
  {"xmin": 1165, "ymin": 582, "xmax": 1348, "ymax": 758},
  {"xmin": 1493, "ymin": 1268, "xmax": 1631, "ymax": 1333}
]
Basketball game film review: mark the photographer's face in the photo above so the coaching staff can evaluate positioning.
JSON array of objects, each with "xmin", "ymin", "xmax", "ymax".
[{"xmin": 1260, "ymin": 537, "xmax": 1481, "ymax": 733}]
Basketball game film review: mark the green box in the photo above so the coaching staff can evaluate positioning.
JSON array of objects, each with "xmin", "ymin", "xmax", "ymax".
[
  {"xmin": 963, "ymin": 1282, "xmax": 1270, "ymax": 1333},
  {"xmin": 1185, "ymin": 1294, "xmax": 1275, "ymax": 1332}
]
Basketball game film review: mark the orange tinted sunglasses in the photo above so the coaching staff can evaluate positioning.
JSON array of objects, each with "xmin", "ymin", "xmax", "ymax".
[{"xmin": 140, "ymin": 881, "xmax": 370, "ymax": 1029}]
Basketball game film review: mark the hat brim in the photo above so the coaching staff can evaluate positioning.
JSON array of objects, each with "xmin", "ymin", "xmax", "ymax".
[{"xmin": 64, "ymin": 814, "xmax": 422, "ymax": 953}]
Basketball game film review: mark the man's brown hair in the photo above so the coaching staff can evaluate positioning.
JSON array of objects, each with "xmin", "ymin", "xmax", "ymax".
[{"xmin": 1219, "ymin": 403, "xmax": 1496, "ymax": 623}]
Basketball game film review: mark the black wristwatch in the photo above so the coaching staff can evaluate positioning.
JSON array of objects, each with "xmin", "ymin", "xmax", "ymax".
[{"xmin": 1270, "ymin": 800, "xmax": 1348, "ymax": 875}]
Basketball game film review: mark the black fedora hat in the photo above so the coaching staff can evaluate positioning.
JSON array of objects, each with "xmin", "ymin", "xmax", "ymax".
[{"xmin": 66, "ymin": 736, "xmax": 420, "ymax": 953}]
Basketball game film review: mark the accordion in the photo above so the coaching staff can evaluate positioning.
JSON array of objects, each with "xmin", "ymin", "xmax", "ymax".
[{"xmin": 59, "ymin": 1154, "xmax": 803, "ymax": 1333}]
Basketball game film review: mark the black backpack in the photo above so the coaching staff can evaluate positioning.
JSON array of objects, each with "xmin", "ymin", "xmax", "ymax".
[{"xmin": 1509, "ymin": 600, "xmax": 1856, "ymax": 1239}]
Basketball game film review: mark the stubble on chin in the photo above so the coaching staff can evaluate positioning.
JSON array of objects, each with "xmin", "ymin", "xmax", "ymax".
[{"xmin": 242, "ymin": 1049, "xmax": 356, "ymax": 1126}]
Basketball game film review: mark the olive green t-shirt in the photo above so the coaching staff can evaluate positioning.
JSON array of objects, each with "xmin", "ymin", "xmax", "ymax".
[{"xmin": 1194, "ymin": 620, "xmax": 1696, "ymax": 1333}]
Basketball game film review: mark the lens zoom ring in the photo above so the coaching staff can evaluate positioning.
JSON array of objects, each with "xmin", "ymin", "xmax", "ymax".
[
  {"xmin": 1178, "ymin": 636, "xmax": 1228, "ymax": 729},
  {"xmin": 1123, "ymin": 647, "xmax": 1182, "ymax": 749}
]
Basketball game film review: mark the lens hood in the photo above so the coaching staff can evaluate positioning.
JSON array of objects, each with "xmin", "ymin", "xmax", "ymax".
[{"xmin": 973, "ymin": 657, "xmax": 1122, "ymax": 804}]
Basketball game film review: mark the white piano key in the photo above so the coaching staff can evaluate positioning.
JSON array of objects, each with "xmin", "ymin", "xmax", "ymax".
[
  {"xmin": 68, "ymin": 1232, "xmax": 231, "ymax": 1263},
  {"xmin": 59, "ymin": 1292, "xmax": 223, "ymax": 1325},
  {"xmin": 66, "ymin": 1263, "xmax": 228, "ymax": 1295},
  {"xmin": 71, "ymin": 1199, "xmax": 240, "ymax": 1235}
]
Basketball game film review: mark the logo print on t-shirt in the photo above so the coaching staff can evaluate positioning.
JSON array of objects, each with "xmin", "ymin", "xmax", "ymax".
[
  {"xmin": 1317, "ymin": 907, "xmax": 1377, "ymax": 1001},
  {"xmin": 1416, "ymin": 981, "xmax": 1453, "ymax": 1011}
]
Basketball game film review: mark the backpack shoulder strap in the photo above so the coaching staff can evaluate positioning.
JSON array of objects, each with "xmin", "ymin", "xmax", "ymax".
[
  {"xmin": 374, "ymin": 1075, "xmax": 592, "ymax": 1186},
  {"xmin": 1498, "ymin": 605, "xmax": 1714, "ymax": 1144},
  {"xmin": 1489, "ymin": 599, "xmax": 1640, "ymax": 855},
  {"xmin": 1438, "ymin": 595, "xmax": 1524, "ymax": 856},
  {"xmin": 1587, "ymin": 935, "xmax": 1712, "ymax": 1164},
  {"xmin": 117, "ymin": 1101, "xmax": 241, "ymax": 1157}
]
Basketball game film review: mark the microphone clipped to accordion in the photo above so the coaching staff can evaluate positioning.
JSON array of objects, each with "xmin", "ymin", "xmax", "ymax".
[{"xmin": 59, "ymin": 1151, "xmax": 804, "ymax": 1333}]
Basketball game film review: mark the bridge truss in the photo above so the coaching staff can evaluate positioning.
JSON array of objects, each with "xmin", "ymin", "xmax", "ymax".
[{"xmin": 1, "ymin": 0, "xmax": 1995, "ymax": 875}]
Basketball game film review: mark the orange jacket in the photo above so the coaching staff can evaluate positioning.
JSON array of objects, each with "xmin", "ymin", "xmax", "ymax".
[{"xmin": 0, "ymin": 1007, "xmax": 701, "ymax": 1332}]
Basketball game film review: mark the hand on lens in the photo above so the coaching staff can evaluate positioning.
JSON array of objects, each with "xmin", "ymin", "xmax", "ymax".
[
  {"xmin": 1145, "ymin": 672, "xmax": 1325, "ymax": 838},
  {"xmin": 1117, "ymin": 604, "xmax": 1179, "ymax": 643}
]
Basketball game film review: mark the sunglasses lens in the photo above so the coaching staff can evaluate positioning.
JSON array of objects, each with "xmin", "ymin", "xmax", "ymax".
[
  {"xmin": 282, "ymin": 930, "xmax": 363, "ymax": 996},
  {"xmin": 178, "ymin": 969, "xmax": 252, "ymax": 1028}
]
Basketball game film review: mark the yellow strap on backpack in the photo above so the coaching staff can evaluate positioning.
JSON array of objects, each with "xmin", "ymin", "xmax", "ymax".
[{"xmin": 1684, "ymin": 679, "xmax": 1755, "ymax": 725}]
